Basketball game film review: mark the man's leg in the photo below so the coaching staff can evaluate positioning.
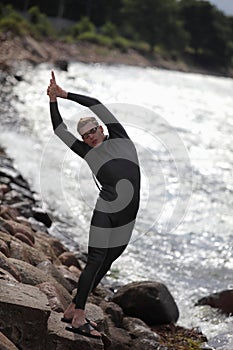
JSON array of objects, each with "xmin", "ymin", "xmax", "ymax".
[
  {"xmin": 66, "ymin": 245, "xmax": 107, "ymax": 335},
  {"xmin": 91, "ymin": 244, "xmax": 127, "ymax": 292},
  {"xmin": 74, "ymin": 246, "xmax": 108, "ymax": 309},
  {"xmin": 71, "ymin": 210, "xmax": 112, "ymax": 308}
]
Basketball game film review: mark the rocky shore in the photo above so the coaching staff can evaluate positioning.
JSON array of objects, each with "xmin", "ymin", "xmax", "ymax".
[
  {"xmin": 0, "ymin": 145, "xmax": 212, "ymax": 350},
  {"xmin": 1, "ymin": 38, "xmax": 232, "ymax": 349},
  {"xmin": 0, "ymin": 32, "xmax": 232, "ymax": 77}
]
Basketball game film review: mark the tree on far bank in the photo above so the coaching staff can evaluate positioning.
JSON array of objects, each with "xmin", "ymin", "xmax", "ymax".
[
  {"xmin": 121, "ymin": 0, "xmax": 188, "ymax": 53},
  {"xmin": 179, "ymin": 0, "xmax": 233, "ymax": 67}
]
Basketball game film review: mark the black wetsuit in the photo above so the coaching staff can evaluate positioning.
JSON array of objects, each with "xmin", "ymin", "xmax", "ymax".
[{"xmin": 50, "ymin": 93, "xmax": 140, "ymax": 309}]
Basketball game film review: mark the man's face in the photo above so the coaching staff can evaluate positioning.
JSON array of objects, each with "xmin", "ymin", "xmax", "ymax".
[{"xmin": 82, "ymin": 125, "xmax": 105, "ymax": 147}]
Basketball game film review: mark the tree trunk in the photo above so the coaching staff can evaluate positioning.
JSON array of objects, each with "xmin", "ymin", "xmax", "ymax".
[
  {"xmin": 23, "ymin": 0, "xmax": 30, "ymax": 11},
  {"xmin": 57, "ymin": 0, "xmax": 65, "ymax": 19}
]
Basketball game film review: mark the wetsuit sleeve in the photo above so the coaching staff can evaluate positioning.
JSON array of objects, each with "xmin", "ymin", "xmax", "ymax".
[
  {"xmin": 67, "ymin": 92, "xmax": 129, "ymax": 139},
  {"xmin": 50, "ymin": 101, "xmax": 90, "ymax": 158}
]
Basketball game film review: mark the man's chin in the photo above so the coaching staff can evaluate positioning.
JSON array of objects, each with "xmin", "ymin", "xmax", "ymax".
[{"xmin": 92, "ymin": 140, "xmax": 103, "ymax": 148}]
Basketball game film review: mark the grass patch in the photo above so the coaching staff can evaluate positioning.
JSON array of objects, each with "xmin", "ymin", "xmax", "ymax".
[{"xmin": 152, "ymin": 324, "xmax": 208, "ymax": 350}]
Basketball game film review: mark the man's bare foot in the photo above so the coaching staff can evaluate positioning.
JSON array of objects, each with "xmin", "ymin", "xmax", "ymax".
[{"xmin": 63, "ymin": 302, "xmax": 75, "ymax": 320}]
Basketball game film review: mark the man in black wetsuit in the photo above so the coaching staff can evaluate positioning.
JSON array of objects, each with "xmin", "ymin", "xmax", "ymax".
[{"xmin": 47, "ymin": 71, "xmax": 140, "ymax": 339}]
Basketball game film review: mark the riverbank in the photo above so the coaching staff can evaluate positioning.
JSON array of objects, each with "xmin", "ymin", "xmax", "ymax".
[
  {"xmin": 0, "ymin": 144, "xmax": 210, "ymax": 350},
  {"xmin": 0, "ymin": 32, "xmax": 232, "ymax": 78}
]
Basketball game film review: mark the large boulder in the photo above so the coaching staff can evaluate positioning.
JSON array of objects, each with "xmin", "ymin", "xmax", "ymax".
[
  {"xmin": 85, "ymin": 302, "xmax": 105, "ymax": 327},
  {"xmin": 37, "ymin": 260, "xmax": 73, "ymax": 292},
  {"xmin": 0, "ymin": 218, "xmax": 35, "ymax": 238},
  {"xmin": 34, "ymin": 231, "xmax": 61, "ymax": 263},
  {"xmin": 0, "ymin": 252, "xmax": 21, "ymax": 281},
  {"xmin": 56, "ymin": 265, "xmax": 81, "ymax": 290},
  {"xmin": 100, "ymin": 300, "xmax": 124, "ymax": 327},
  {"xmin": 122, "ymin": 317, "xmax": 161, "ymax": 350},
  {"xmin": 112, "ymin": 281, "xmax": 179, "ymax": 326},
  {"xmin": 47, "ymin": 236, "xmax": 68, "ymax": 257},
  {"xmin": 58, "ymin": 252, "xmax": 82, "ymax": 269},
  {"xmin": 0, "ymin": 332, "xmax": 19, "ymax": 350},
  {"xmin": 0, "ymin": 205, "xmax": 18, "ymax": 221},
  {"xmin": 47, "ymin": 311, "xmax": 104, "ymax": 350},
  {"xmin": 32, "ymin": 207, "xmax": 52, "ymax": 227},
  {"xmin": 7, "ymin": 258, "xmax": 72, "ymax": 306},
  {"xmin": 197, "ymin": 289, "xmax": 233, "ymax": 315},
  {"xmin": 0, "ymin": 267, "xmax": 19, "ymax": 283},
  {"xmin": 0, "ymin": 280, "xmax": 51, "ymax": 350},
  {"xmin": 122, "ymin": 317, "xmax": 160, "ymax": 340},
  {"xmin": 0, "ymin": 230, "xmax": 49, "ymax": 265},
  {"xmin": 0, "ymin": 218, "xmax": 15, "ymax": 235},
  {"xmin": 0, "ymin": 239, "xmax": 10, "ymax": 257},
  {"xmin": 104, "ymin": 317, "xmax": 132, "ymax": 350},
  {"xmin": 37, "ymin": 282, "xmax": 70, "ymax": 312},
  {"xmin": 9, "ymin": 239, "xmax": 51, "ymax": 265}
]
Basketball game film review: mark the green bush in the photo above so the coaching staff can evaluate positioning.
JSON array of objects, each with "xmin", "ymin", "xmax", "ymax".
[
  {"xmin": 0, "ymin": 7, "xmax": 31, "ymax": 36},
  {"xmin": 28, "ymin": 6, "xmax": 55, "ymax": 38},
  {"xmin": 0, "ymin": 4, "xmax": 54, "ymax": 38},
  {"xmin": 61, "ymin": 35, "xmax": 75, "ymax": 44},
  {"xmin": 101, "ymin": 21, "xmax": 118, "ymax": 38},
  {"xmin": 78, "ymin": 32, "xmax": 112, "ymax": 47},
  {"xmin": 112, "ymin": 36, "xmax": 130, "ymax": 52},
  {"xmin": 71, "ymin": 17, "xmax": 95, "ymax": 37},
  {"xmin": 154, "ymin": 45, "xmax": 168, "ymax": 58},
  {"xmin": 1, "ymin": 4, "xmax": 15, "ymax": 18},
  {"xmin": 0, "ymin": 17, "xmax": 27, "ymax": 35},
  {"xmin": 28, "ymin": 6, "xmax": 41, "ymax": 24},
  {"xmin": 130, "ymin": 40, "xmax": 150, "ymax": 54}
]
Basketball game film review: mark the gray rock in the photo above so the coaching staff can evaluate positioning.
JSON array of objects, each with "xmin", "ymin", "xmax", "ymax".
[
  {"xmin": 130, "ymin": 336, "xmax": 161, "ymax": 350},
  {"xmin": 0, "ymin": 218, "xmax": 15, "ymax": 235},
  {"xmin": 0, "ymin": 205, "xmax": 19, "ymax": 221},
  {"xmin": 104, "ymin": 317, "xmax": 132, "ymax": 350},
  {"xmin": 0, "ymin": 280, "xmax": 50, "ymax": 350},
  {"xmin": 0, "ymin": 166, "xmax": 21, "ymax": 180},
  {"xmin": 100, "ymin": 300, "xmax": 124, "ymax": 327},
  {"xmin": 32, "ymin": 207, "xmax": 52, "ymax": 228},
  {"xmin": 10, "ymin": 182, "xmax": 35, "ymax": 201},
  {"xmin": 112, "ymin": 281, "xmax": 179, "ymax": 326},
  {"xmin": 56, "ymin": 265, "xmax": 80, "ymax": 290},
  {"xmin": 197, "ymin": 289, "xmax": 233, "ymax": 315},
  {"xmin": 123, "ymin": 316, "xmax": 160, "ymax": 340},
  {"xmin": 14, "ymin": 232, "xmax": 34, "ymax": 247},
  {"xmin": 0, "ymin": 176, "xmax": 11, "ymax": 185},
  {"xmin": 47, "ymin": 311, "xmax": 104, "ymax": 350},
  {"xmin": 7, "ymin": 258, "xmax": 72, "ymax": 306},
  {"xmin": 0, "ymin": 331, "xmax": 19, "ymax": 350},
  {"xmin": 37, "ymin": 260, "xmax": 73, "ymax": 292},
  {"xmin": 58, "ymin": 252, "xmax": 82, "ymax": 269},
  {"xmin": 0, "ymin": 239, "xmax": 10, "ymax": 257},
  {"xmin": 9, "ymin": 237, "xmax": 49, "ymax": 266},
  {"xmin": 0, "ymin": 267, "xmax": 19, "ymax": 283},
  {"xmin": 55, "ymin": 59, "xmax": 68, "ymax": 71},
  {"xmin": 4, "ymin": 190, "xmax": 26, "ymax": 204},
  {"xmin": 0, "ymin": 252, "xmax": 21, "ymax": 281},
  {"xmin": 0, "ymin": 184, "xmax": 10, "ymax": 195},
  {"xmin": 47, "ymin": 236, "xmax": 68, "ymax": 257},
  {"xmin": 85, "ymin": 302, "xmax": 105, "ymax": 326},
  {"xmin": 37, "ymin": 281, "xmax": 69, "ymax": 312},
  {"xmin": 34, "ymin": 231, "xmax": 60, "ymax": 263}
]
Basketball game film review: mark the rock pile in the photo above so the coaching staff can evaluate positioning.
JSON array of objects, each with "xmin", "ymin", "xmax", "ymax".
[{"xmin": 0, "ymin": 145, "xmax": 210, "ymax": 350}]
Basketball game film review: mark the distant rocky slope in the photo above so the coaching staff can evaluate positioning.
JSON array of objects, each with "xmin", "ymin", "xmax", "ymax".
[{"xmin": 0, "ymin": 32, "xmax": 225, "ymax": 76}]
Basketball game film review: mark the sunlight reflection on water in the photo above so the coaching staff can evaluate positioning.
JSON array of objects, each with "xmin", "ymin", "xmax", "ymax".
[{"xmin": 0, "ymin": 62, "xmax": 233, "ymax": 348}]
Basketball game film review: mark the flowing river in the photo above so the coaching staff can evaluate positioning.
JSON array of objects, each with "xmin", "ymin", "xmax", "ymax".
[{"xmin": 0, "ymin": 62, "xmax": 233, "ymax": 349}]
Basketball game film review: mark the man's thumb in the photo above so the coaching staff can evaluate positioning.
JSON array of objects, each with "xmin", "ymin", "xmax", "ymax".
[{"xmin": 51, "ymin": 70, "xmax": 56, "ymax": 83}]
